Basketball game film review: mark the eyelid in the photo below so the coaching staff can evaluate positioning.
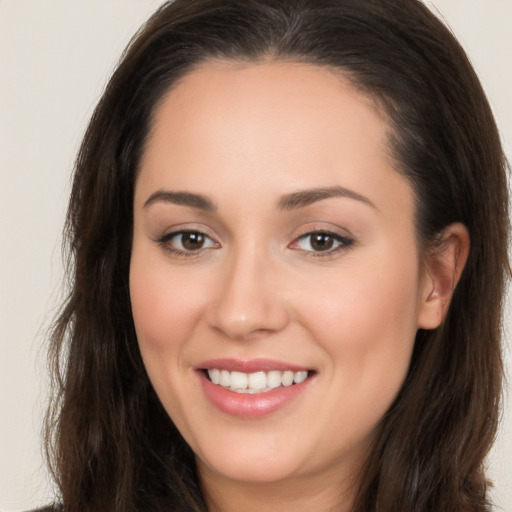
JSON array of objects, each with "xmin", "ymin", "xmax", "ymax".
[
  {"xmin": 291, "ymin": 222, "xmax": 355, "ymax": 242},
  {"xmin": 152, "ymin": 222, "xmax": 220, "ymax": 242}
]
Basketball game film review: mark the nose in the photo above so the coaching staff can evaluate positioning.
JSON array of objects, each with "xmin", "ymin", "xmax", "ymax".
[{"xmin": 206, "ymin": 247, "xmax": 290, "ymax": 340}]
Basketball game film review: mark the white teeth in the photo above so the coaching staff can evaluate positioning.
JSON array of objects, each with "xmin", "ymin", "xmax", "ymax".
[
  {"xmin": 209, "ymin": 368, "xmax": 221, "ymax": 385},
  {"xmin": 248, "ymin": 371, "xmax": 267, "ymax": 389},
  {"xmin": 219, "ymin": 369, "xmax": 231, "ymax": 387},
  {"xmin": 230, "ymin": 371, "xmax": 248, "ymax": 390},
  {"xmin": 207, "ymin": 369, "xmax": 310, "ymax": 393},
  {"xmin": 282, "ymin": 370, "xmax": 294, "ymax": 386},
  {"xmin": 294, "ymin": 371, "xmax": 308, "ymax": 384},
  {"xmin": 267, "ymin": 370, "xmax": 282, "ymax": 389}
]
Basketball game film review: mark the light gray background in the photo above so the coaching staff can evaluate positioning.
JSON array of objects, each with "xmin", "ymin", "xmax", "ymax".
[{"xmin": 1, "ymin": 1, "xmax": 510, "ymax": 510}]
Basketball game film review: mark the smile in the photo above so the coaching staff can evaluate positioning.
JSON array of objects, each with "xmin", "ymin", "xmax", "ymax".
[
  {"xmin": 197, "ymin": 359, "xmax": 316, "ymax": 418},
  {"xmin": 206, "ymin": 369, "xmax": 309, "ymax": 394}
]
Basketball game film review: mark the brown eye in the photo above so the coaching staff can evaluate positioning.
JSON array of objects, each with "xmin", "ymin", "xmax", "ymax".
[
  {"xmin": 158, "ymin": 230, "xmax": 218, "ymax": 254},
  {"xmin": 310, "ymin": 233, "xmax": 335, "ymax": 251},
  {"xmin": 294, "ymin": 231, "xmax": 354, "ymax": 254},
  {"xmin": 181, "ymin": 232, "xmax": 206, "ymax": 250}
]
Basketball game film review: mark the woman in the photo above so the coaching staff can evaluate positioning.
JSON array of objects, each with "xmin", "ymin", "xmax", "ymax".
[{"xmin": 43, "ymin": 0, "xmax": 510, "ymax": 511}]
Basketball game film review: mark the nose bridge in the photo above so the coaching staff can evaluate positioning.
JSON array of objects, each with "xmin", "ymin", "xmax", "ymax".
[{"xmin": 207, "ymin": 240, "xmax": 288, "ymax": 339}]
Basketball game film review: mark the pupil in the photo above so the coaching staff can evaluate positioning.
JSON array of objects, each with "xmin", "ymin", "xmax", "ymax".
[
  {"xmin": 182, "ymin": 232, "xmax": 204, "ymax": 250},
  {"xmin": 311, "ymin": 233, "xmax": 333, "ymax": 251}
]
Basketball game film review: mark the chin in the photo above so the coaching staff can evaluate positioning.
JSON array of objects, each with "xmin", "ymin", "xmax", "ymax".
[{"xmin": 194, "ymin": 431, "xmax": 308, "ymax": 484}]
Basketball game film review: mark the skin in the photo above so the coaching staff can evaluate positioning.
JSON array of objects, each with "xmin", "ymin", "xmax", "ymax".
[{"xmin": 130, "ymin": 61, "xmax": 468, "ymax": 512}]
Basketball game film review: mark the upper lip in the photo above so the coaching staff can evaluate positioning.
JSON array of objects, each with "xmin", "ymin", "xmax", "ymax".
[{"xmin": 195, "ymin": 358, "xmax": 312, "ymax": 373}]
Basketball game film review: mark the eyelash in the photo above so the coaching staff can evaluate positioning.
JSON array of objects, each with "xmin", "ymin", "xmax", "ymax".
[{"xmin": 155, "ymin": 229, "xmax": 355, "ymax": 259}]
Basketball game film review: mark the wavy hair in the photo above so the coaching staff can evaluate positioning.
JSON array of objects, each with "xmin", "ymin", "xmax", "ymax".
[{"xmin": 45, "ymin": 1, "xmax": 510, "ymax": 510}]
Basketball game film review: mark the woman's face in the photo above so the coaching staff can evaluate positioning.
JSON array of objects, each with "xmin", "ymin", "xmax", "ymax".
[{"xmin": 130, "ymin": 62, "xmax": 434, "ymax": 491}]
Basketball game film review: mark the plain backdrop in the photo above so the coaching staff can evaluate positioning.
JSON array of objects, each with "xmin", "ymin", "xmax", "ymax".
[{"xmin": 1, "ymin": 1, "xmax": 510, "ymax": 510}]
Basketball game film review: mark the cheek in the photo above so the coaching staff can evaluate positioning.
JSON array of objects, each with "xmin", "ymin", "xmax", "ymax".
[
  {"xmin": 296, "ymin": 253, "xmax": 421, "ymax": 401},
  {"xmin": 129, "ymin": 251, "xmax": 213, "ymax": 435},
  {"xmin": 303, "ymin": 261, "xmax": 418, "ymax": 337},
  {"xmin": 129, "ymin": 250, "xmax": 208, "ymax": 359}
]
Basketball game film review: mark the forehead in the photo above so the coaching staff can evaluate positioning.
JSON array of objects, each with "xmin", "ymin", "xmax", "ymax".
[
  {"xmin": 137, "ymin": 60, "xmax": 413, "ymax": 224},
  {"xmin": 146, "ymin": 60, "xmax": 390, "ymax": 163}
]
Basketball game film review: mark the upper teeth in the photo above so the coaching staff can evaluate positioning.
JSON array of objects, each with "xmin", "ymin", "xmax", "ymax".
[{"xmin": 207, "ymin": 369, "xmax": 309, "ymax": 394}]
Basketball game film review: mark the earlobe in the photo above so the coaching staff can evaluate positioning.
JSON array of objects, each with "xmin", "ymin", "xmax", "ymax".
[{"xmin": 417, "ymin": 223, "xmax": 470, "ymax": 330}]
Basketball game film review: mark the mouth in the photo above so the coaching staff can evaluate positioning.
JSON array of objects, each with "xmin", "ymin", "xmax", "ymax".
[
  {"xmin": 196, "ymin": 358, "xmax": 316, "ymax": 418},
  {"xmin": 203, "ymin": 368, "xmax": 311, "ymax": 394}
]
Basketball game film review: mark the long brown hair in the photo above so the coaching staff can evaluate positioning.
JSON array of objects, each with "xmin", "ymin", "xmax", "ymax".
[{"xmin": 45, "ymin": 1, "xmax": 510, "ymax": 510}]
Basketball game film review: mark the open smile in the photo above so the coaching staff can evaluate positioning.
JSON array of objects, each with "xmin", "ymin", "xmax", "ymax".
[
  {"xmin": 196, "ymin": 359, "xmax": 316, "ymax": 418},
  {"xmin": 205, "ymin": 369, "xmax": 310, "ymax": 393}
]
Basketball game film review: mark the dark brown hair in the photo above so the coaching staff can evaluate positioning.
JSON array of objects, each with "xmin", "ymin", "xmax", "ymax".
[{"xmin": 45, "ymin": 1, "xmax": 510, "ymax": 511}]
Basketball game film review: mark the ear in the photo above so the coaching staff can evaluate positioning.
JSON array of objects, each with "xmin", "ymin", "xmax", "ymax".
[{"xmin": 417, "ymin": 222, "xmax": 470, "ymax": 330}]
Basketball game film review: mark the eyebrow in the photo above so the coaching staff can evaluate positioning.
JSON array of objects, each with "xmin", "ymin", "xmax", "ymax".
[
  {"xmin": 143, "ymin": 190, "xmax": 216, "ymax": 211},
  {"xmin": 277, "ymin": 186, "xmax": 376, "ymax": 211},
  {"xmin": 143, "ymin": 185, "xmax": 375, "ymax": 212}
]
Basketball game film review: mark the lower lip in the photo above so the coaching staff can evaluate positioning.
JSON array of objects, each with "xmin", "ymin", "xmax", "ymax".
[{"xmin": 198, "ymin": 371, "xmax": 313, "ymax": 419}]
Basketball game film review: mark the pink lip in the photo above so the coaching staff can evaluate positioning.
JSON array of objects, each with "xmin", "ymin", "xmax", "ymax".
[
  {"xmin": 195, "ymin": 359, "xmax": 315, "ymax": 419},
  {"xmin": 195, "ymin": 358, "xmax": 311, "ymax": 373}
]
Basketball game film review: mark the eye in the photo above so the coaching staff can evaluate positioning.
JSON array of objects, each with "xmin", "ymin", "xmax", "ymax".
[
  {"xmin": 158, "ymin": 230, "xmax": 219, "ymax": 254},
  {"xmin": 293, "ymin": 231, "xmax": 354, "ymax": 254}
]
